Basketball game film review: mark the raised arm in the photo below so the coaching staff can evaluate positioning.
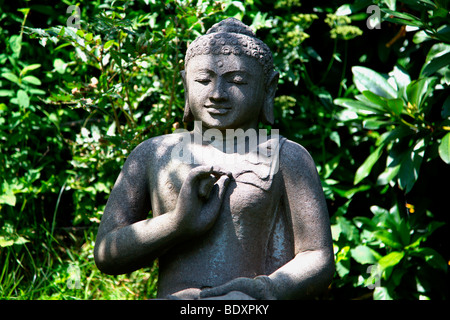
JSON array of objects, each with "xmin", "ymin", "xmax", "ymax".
[{"xmin": 94, "ymin": 140, "xmax": 231, "ymax": 275}]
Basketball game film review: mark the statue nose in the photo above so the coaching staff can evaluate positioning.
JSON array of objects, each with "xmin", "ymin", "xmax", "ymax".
[{"xmin": 209, "ymin": 79, "xmax": 228, "ymax": 102}]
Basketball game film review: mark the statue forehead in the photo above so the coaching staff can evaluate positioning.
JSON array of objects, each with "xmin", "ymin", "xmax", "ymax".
[
  {"xmin": 185, "ymin": 32, "xmax": 274, "ymax": 79},
  {"xmin": 185, "ymin": 53, "xmax": 262, "ymax": 74},
  {"xmin": 186, "ymin": 32, "xmax": 270, "ymax": 61}
]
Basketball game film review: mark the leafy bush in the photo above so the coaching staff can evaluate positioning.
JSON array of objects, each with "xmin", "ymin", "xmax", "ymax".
[
  {"xmin": 1, "ymin": 0, "xmax": 448, "ymax": 299},
  {"xmin": 330, "ymin": 0, "xmax": 449, "ymax": 299}
]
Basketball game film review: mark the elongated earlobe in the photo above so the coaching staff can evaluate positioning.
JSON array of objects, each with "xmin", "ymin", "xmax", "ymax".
[
  {"xmin": 260, "ymin": 71, "xmax": 279, "ymax": 125},
  {"xmin": 183, "ymin": 101, "xmax": 194, "ymax": 123},
  {"xmin": 181, "ymin": 70, "xmax": 194, "ymax": 122}
]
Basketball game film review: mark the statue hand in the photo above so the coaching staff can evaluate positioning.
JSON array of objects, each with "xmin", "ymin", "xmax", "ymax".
[
  {"xmin": 199, "ymin": 276, "xmax": 276, "ymax": 300},
  {"xmin": 174, "ymin": 165, "xmax": 231, "ymax": 236}
]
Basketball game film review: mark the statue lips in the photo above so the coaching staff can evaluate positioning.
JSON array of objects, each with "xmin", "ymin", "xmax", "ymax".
[{"xmin": 204, "ymin": 105, "xmax": 231, "ymax": 115}]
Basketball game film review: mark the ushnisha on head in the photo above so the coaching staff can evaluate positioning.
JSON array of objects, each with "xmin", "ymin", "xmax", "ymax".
[
  {"xmin": 185, "ymin": 18, "xmax": 274, "ymax": 82},
  {"xmin": 182, "ymin": 18, "xmax": 279, "ymax": 126}
]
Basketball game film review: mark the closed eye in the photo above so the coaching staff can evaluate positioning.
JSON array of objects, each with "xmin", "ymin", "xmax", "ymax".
[
  {"xmin": 195, "ymin": 79, "xmax": 211, "ymax": 84},
  {"xmin": 227, "ymin": 74, "xmax": 248, "ymax": 85},
  {"xmin": 230, "ymin": 78, "xmax": 247, "ymax": 85}
]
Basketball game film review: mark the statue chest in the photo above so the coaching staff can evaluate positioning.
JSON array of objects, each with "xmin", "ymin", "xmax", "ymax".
[{"xmin": 150, "ymin": 157, "xmax": 282, "ymax": 226}]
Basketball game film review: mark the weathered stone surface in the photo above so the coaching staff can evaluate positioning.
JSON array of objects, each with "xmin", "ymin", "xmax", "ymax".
[{"xmin": 94, "ymin": 18, "xmax": 334, "ymax": 300}]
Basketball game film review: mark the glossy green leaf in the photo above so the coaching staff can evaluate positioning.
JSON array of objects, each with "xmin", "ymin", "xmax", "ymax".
[
  {"xmin": 435, "ymin": 25, "xmax": 450, "ymax": 43},
  {"xmin": 1, "ymin": 72, "xmax": 20, "ymax": 84},
  {"xmin": 438, "ymin": 132, "xmax": 450, "ymax": 164},
  {"xmin": 382, "ymin": 9, "xmax": 423, "ymax": 27},
  {"xmin": 378, "ymin": 251, "xmax": 405, "ymax": 269},
  {"xmin": 373, "ymin": 230, "xmax": 403, "ymax": 249},
  {"xmin": 0, "ymin": 181, "xmax": 16, "ymax": 207},
  {"xmin": 387, "ymin": 98, "xmax": 404, "ymax": 116},
  {"xmin": 411, "ymin": 247, "xmax": 447, "ymax": 272},
  {"xmin": 373, "ymin": 286, "xmax": 393, "ymax": 300},
  {"xmin": 354, "ymin": 145, "xmax": 384, "ymax": 185},
  {"xmin": 370, "ymin": 205, "xmax": 389, "ymax": 216},
  {"xmin": 363, "ymin": 118, "xmax": 390, "ymax": 130},
  {"xmin": 398, "ymin": 138, "xmax": 425, "ymax": 193},
  {"xmin": 361, "ymin": 91, "xmax": 388, "ymax": 109},
  {"xmin": 22, "ymin": 75, "xmax": 42, "ymax": 86},
  {"xmin": 0, "ymin": 90, "xmax": 14, "ymax": 97},
  {"xmin": 104, "ymin": 39, "xmax": 118, "ymax": 50},
  {"xmin": 352, "ymin": 66, "xmax": 397, "ymax": 99},
  {"xmin": 389, "ymin": 65, "xmax": 411, "ymax": 89},
  {"xmin": 335, "ymin": 246, "xmax": 351, "ymax": 277},
  {"xmin": 76, "ymin": 29, "xmax": 85, "ymax": 38},
  {"xmin": 17, "ymin": 90, "xmax": 30, "ymax": 109},
  {"xmin": 406, "ymin": 77, "xmax": 437, "ymax": 112},
  {"xmin": 21, "ymin": 63, "xmax": 41, "ymax": 75},
  {"xmin": 353, "ymin": 216, "xmax": 377, "ymax": 231},
  {"xmin": 84, "ymin": 33, "xmax": 93, "ymax": 42},
  {"xmin": 350, "ymin": 245, "xmax": 379, "ymax": 264},
  {"xmin": 334, "ymin": 98, "xmax": 384, "ymax": 115},
  {"xmin": 421, "ymin": 51, "xmax": 450, "ymax": 77},
  {"xmin": 336, "ymin": 216, "xmax": 359, "ymax": 241},
  {"xmin": 376, "ymin": 164, "xmax": 400, "ymax": 185},
  {"xmin": 9, "ymin": 34, "xmax": 22, "ymax": 56}
]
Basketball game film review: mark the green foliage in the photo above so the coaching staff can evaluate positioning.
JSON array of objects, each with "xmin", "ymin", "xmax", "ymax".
[
  {"xmin": 1, "ymin": 0, "xmax": 448, "ymax": 300},
  {"xmin": 328, "ymin": 0, "xmax": 449, "ymax": 300}
]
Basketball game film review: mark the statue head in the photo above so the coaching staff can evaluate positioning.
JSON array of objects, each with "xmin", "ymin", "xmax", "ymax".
[{"xmin": 181, "ymin": 18, "xmax": 279, "ymax": 128}]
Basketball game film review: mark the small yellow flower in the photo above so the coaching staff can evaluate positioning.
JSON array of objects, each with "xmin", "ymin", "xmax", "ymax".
[
  {"xmin": 407, "ymin": 102, "xmax": 417, "ymax": 114},
  {"xmin": 405, "ymin": 203, "xmax": 415, "ymax": 214}
]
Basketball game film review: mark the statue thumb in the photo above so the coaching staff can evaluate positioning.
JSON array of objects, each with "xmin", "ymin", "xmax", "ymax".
[{"xmin": 203, "ymin": 174, "xmax": 230, "ymax": 204}]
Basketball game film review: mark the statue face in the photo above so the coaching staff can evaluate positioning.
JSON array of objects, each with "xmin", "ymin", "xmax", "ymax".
[{"xmin": 184, "ymin": 54, "xmax": 265, "ymax": 131}]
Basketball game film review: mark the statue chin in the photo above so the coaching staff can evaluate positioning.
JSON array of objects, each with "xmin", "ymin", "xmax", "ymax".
[{"xmin": 167, "ymin": 288, "xmax": 255, "ymax": 300}]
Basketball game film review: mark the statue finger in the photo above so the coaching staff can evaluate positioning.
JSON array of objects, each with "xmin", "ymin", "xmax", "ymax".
[
  {"xmin": 202, "ymin": 174, "xmax": 230, "ymax": 204},
  {"xmin": 198, "ymin": 175, "xmax": 216, "ymax": 199},
  {"xmin": 187, "ymin": 165, "xmax": 228, "ymax": 183},
  {"xmin": 199, "ymin": 277, "xmax": 252, "ymax": 299}
]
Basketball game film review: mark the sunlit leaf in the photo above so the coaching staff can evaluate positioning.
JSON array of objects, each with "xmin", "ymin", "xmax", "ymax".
[
  {"xmin": 352, "ymin": 66, "xmax": 397, "ymax": 99},
  {"xmin": 406, "ymin": 77, "xmax": 437, "ymax": 112},
  {"xmin": 354, "ymin": 145, "xmax": 384, "ymax": 184},
  {"xmin": 386, "ymin": 98, "xmax": 404, "ymax": 116},
  {"xmin": 21, "ymin": 63, "xmax": 41, "ymax": 75},
  {"xmin": 438, "ymin": 132, "xmax": 450, "ymax": 164},
  {"xmin": 334, "ymin": 98, "xmax": 384, "ymax": 115},
  {"xmin": 22, "ymin": 75, "xmax": 42, "ymax": 86},
  {"xmin": 373, "ymin": 286, "xmax": 393, "ymax": 300},
  {"xmin": 373, "ymin": 230, "xmax": 403, "ymax": 249},
  {"xmin": 17, "ymin": 90, "xmax": 30, "ymax": 108},
  {"xmin": 378, "ymin": 251, "xmax": 405, "ymax": 269},
  {"xmin": 398, "ymin": 138, "xmax": 425, "ymax": 193},
  {"xmin": 350, "ymin": 245, "xmax": 379, "ymax": 264},
  {"xmin": 411, "ymin": 247, "xmax": 447, "ymax": 272},
  {"xmin": 104, "ymin": 39, "xmax": 118, "ymax": 50},
  {"xmin": 1, "ymin": 72, "xmax": 20, "ymax": 84},
  {"xmin": 0, "ymin": 181, "xmax": 17, "ymax": 206}
]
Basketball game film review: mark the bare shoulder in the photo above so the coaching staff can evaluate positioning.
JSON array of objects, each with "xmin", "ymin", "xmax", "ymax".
[
  {"xmin": 99, "ymin": 133, "xmax": 188, "ymax": 226},
  {"xmin": 279, "ymin": 138, "xmax": 318, "ymax": 177},
  {"xmin": 126, "ymin": 131, "xmax": 188, "ymax": 165}
]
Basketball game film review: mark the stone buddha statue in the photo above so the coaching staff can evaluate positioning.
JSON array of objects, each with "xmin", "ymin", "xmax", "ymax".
[{"xmin": 94, "ymin": 18, "xmax": 334, "ymax": 300}]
